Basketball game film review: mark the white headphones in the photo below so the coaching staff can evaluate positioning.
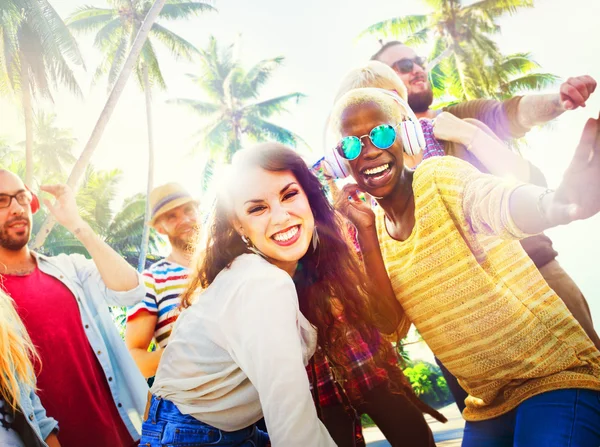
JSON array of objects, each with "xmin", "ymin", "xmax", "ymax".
[{"xmin": 324, "ymin": 89, "xmax": 426, "ymax": 179}]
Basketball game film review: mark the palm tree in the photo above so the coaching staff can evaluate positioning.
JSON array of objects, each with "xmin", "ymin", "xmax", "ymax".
[
  {"xmin": 3, "ymin": 112, "xmax": 76, "ymax": 185},
  {"xmin": 68, "ymin": 0, "xmax": 215, "ymax": 270},
  {"xmin": 359, "ymin": 0, "xmax": 556, "ymax": 102},
  {"xmin": 0, "ymin": 0, "xmax": 84, "ymax": 186},
  {"xmin": 170, "ymin": 36, "xmax": 306, "ymax": 167},
  {"xmin": 32, "ymin": 0, "xmax": 168, "ymax": 250},
  {"xmin": 21, "ymin": 111, "xmax": 77, "ymax": 183}
]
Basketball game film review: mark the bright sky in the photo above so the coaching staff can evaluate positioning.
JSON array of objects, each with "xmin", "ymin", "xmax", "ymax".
[{"xmin": 1, "ymin": 0, "xmax": 599, "ymax": 325}]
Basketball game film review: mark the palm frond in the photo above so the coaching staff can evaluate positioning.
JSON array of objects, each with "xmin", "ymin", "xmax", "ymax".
[
  {"xmin": 244, "ymin": 116, "xmax": 306, "ymax": 148},
  {"xmin": 159, "ymin": 1, "xmax": 216, "ymax": 20},
  {"xmin": 139, "ymin": 39, "xmax": 166, "ymax": 91},
  {"xmin": 150, "ymin": 23, "xmax": 199, "ymax": 60},
  {"xmin": 464, "ymin": 0, "xmax": 534, "ymax": 19},
  {"xmin": 241, "ymin": 56, "xmax": 285, "ymax": 99},
  {"xmin": 242, "ymin": 92, "xmax": 305, "ymax": 119},
  {"xmin": 358, "ymin": 14, "xmax": 428, "ymax": 40},
  {"xmin": 501, "ymin": 73, "xmax": 559, "ymax": 96},
  {"xmin": 67, "ymin": 7, "xmax": 115, "ymax": 32},
  {"xmin": 168, "ymin": 97, "xmax": 221, "ymax": 116}
]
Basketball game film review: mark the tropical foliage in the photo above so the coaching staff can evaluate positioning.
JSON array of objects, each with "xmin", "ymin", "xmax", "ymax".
[
  {"xmin": 403, "ymin": 361, "xmax": 451, "ymax": 408},
  {"xmin": 170, "ymin": 35, "xmax": 306, "ymax": 168},
  {"xmin": 0, "ymin": 0, "xmax": 84, "ymax": 185},
  {"xmin": 360, "ymin": 0, "xmax": 558, "ymax": 103},
  {"xmin": 67, "ymin": 0, "xmax": 214, "ymax": 92},
  {"xmin": 67, "ymin": 0, "xmax": 215, "ymax": 269}
]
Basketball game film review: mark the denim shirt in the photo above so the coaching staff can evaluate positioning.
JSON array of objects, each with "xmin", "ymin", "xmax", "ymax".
[
  {"xmin": 34, "ymin": 252, "xmax": 149, "ymax": 441},
  {"xmin": 16, "ymin": 385, "xmax": 59, "ymax": 447}
]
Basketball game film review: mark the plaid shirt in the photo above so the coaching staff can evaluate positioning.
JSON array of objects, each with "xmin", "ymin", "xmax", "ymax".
[
  {"xmin": 306, "ymin": 324, "xmax": 399, "ymax": 446},
  {"xmin": 308, "ymin": 326, "xmax": 395, "ymax": 405}
]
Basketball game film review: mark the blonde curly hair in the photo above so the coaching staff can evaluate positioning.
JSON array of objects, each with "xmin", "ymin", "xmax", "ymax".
[{"xmin": 0, "ymin": 290, "xmax": 39, "ymax": 411}]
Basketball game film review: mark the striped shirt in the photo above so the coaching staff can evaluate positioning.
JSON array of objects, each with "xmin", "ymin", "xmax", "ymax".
[
  {"xmin": 127, "ymin": 260, "xmax": 189, "ymax": 348},
  {"xmin": 375, "ymin": 156, "xmax": 600, "ymax": 421}
]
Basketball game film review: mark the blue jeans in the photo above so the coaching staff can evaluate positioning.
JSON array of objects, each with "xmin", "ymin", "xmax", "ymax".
[
  {"xmin": 462, "ymin": 389, "xmax": 600, "ymax": 447},
  {"xmin": 140, "ymin": 395, "xmax": 270, "ymax": 447}
]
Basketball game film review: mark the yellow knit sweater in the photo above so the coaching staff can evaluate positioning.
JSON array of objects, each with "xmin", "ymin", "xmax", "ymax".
[{"xmin": 375, "ymin": 156, "xmax": 600, "ymax": 421}]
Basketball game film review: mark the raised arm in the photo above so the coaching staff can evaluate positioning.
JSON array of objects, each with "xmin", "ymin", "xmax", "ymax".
[
  {"xmin": 334, "ymin": 184, "xmax": 410, "ymax": 337},
  {"xmin": 456, "ymin": 114, "xmax": 600, "ymax": 238},
  {"xmin": 517, "ymin": 76, "xmax": 596, "ymax": 128},
  {"xmin": 41, "ymin": 184, "xmax": 139, "ymax": 291},
  {"xmin": 511, "ymin": 114, "xmax": 600, "ymax": 234}
]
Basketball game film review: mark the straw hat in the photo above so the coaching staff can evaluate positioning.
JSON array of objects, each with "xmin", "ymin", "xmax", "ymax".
[{"xmin": 149, "ymin": 183, "xmax": 197, "ymax": 226}]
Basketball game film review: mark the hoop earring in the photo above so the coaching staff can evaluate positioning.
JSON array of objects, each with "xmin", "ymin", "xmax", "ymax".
[
  {"xmin": 241, "ymin": 234, "xmax": 267, "ymax": 259},
  {"xmin": 312, "ymin": 226, "xmax": 320, "ymax": 252}
]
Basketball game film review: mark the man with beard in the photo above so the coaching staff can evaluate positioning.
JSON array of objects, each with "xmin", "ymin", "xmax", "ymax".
[
  {"xmin": 125, "ymin": 183, "xmax": 201, "ymax": 379},
  {"xmin": 0, "ymin": 170, "xmax": 147, "ymax": 447},
  {"xmin": 372, "ymin": 41, "xmax": 597, "ymax": 139}
]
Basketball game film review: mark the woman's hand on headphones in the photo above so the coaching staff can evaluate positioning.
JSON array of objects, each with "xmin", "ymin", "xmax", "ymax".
[
  {"xmin": 40, "ymin": 184, "xmax": 86, "ymax": 234},
  {"xmin": 334, "ymin": 183, "xmax": 375, "ymax": 232},
  {"xmin": 432, "ymin": 112, "xmax": 479, "ymax": 146}
]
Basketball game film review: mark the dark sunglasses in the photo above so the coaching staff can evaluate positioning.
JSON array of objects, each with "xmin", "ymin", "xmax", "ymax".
[
  {"xmin": 392, "ymin": 56, "xmax": 427, "ymax": 74},
  {"xmin": 336, "ymin": 123, "xmax": 400, "ymax": 160},
  {"xmin": 0, "ymin": 190, "xmax": 33, "ymax": 209}
]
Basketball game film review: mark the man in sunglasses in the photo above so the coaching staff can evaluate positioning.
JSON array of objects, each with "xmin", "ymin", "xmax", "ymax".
[
  {"xmin": 370, "ymin": 41, "xmax": 600, "ymax": 412},
  {"xmin": 0, "ymin": 169, "xmax": 147, "ymax": 447},
  {"xmin": 372, "ymin": 41, "xmax": 596, "ymax": 140}
]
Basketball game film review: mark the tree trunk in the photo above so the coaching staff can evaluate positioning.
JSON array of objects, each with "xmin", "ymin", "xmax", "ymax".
[
  {"xmin": 32, "ymin": 0, "xmax": 167, "ymax": 250},
  {"xmin": 21, "ymin": 56, "xmax": 34, "ymax": 187},
  {"xmin": 137, "ymin": 64, "xmax": 154, "ymax": 272}
]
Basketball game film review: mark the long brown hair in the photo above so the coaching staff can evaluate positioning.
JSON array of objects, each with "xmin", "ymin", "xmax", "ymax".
[
  {"xmin": 182, "ymin": 143, "xmax": 381, "ymax": 362},
  {"xmin": 0, "ymin": 290, "xmax": 39, "ymax": 411}
]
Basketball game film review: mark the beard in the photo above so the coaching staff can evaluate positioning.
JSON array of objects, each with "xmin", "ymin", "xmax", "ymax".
[
  {"xmin": 0, "ymin": 218, "xmax": 30, "ymax": 251},
  {"xmin": 168, "ymin": 226, "xmax": 198, "ymax": 253},
  {"xmin": 408, "ymin": 89, "xmax": 434, "ymax": 114}
]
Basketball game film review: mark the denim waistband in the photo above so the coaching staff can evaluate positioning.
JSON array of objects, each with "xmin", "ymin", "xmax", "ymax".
[{"xmin": 146, "ymin": 395, "xmax": 256, "ymax": 444}]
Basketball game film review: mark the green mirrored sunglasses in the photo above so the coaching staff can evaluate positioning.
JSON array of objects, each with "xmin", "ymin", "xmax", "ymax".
[{"xmin": 336, "ymin": 123, "xmax": 399, "ymax": 160}]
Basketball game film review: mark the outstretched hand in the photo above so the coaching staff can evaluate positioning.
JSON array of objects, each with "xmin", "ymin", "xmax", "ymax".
[
  {"xmin": 334, "ymin": 183, "xmax": 376, "ymax": 231},
  {"xmin": 550, "ymin": 114, "xmax": 600, "ymax": 224},
  {"xmin": 40, "ymin": 184, "xmax": 85, "ymax": 233}
]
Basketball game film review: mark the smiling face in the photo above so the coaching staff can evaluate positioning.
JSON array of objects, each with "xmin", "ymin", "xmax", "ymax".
[
  {"xmin": 376, "ymin": 44, "xmax": 433, "ymax": 113},
  {"xmin": 231, "ymin": 167, "xmax": 314, "ymax": 274},
  {"xmin": 340, "ymin": 102, "xmax": 404, "ymax": 199},
  {"xmin": 155, "ymin": 201, "xmax": 200, "ymax": 251},
  {"xmin": 0, "ymin": 171, "xmax": 32, "ymax": 251}
]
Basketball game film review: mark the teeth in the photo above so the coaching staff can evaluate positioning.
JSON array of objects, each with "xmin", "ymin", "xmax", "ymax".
[
  {"xmin": 364, "ymin": 164, "xmax": 389, "ymax": 176},
  {"xmin": 273, "ymin": 226, "xmax": 299, "ymax": 242}
]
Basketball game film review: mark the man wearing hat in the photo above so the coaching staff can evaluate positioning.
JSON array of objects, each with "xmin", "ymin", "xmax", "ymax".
[
  {"xmin": 0, "ymin": 170, "xmax": 147, "ymax": 447},
  {"xmin": 125, "ymin": 183, "xmax": 201, "ymax": 379}
]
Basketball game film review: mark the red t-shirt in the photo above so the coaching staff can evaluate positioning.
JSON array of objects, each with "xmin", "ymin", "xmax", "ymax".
[{"xmin": 1, "ymin": 268, "xmax": 134, "ymax": 447}]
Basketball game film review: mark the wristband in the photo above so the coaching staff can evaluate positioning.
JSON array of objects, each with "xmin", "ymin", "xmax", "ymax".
[
  {"xmin": 465, "ymin": 129, "xmax": 481, "ymax": 152},
  {"xmin": 537, "ymin": 188, "xmax": 554, "ymax": 226}
]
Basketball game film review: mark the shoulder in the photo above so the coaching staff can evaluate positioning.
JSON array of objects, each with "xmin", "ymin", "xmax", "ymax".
[
  {"xmin": 212, "ymin": 255, "xmax": 297, "ymax": 310},
  {"xmin": 416, "ymin": 155, "xmax": 477, "ymax": 179},
  {"xmin": 414, "ymin": 157, "xmax": 480, "ymax": 197},
  {"xmin": 444, "ymin": 98, "xmax": 503, "ymax": 118},
  {"xmin": 36, "ymin": 252, "xmax": 91, "ymax": 271},
  {"xmin": 226, "ymin": 254, "xmax": 293, "ymax": 287}
]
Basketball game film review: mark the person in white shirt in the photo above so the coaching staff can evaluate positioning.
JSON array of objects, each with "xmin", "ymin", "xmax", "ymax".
[{"xmin": 142, "ymin": 143, "xmax": 403, "ymax": 446}]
